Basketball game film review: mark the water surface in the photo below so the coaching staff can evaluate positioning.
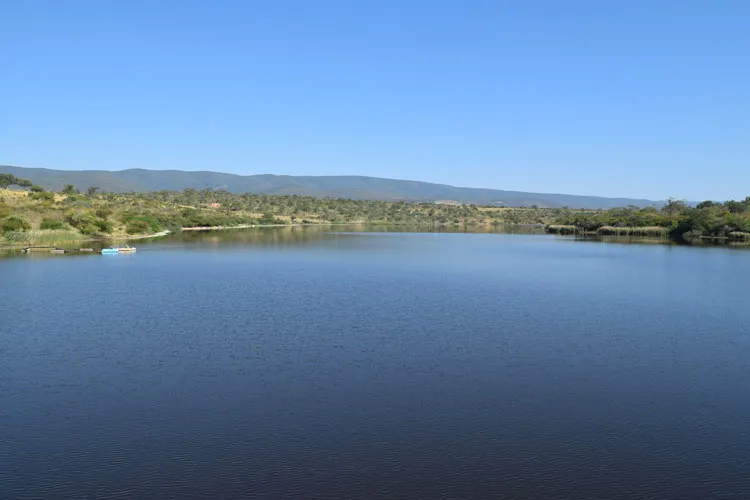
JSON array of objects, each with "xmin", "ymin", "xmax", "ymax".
[{"xmin": 3, "ymin": 229, "xmax": 750, "ymax": 499}]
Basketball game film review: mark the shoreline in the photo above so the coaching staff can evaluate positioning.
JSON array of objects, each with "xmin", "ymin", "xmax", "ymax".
[
  {"xmin": 0, "ymin": 229, "xmax": 173, "ymax": 251},
  {"xmin": 4, "ymin": 226, "xmax": 750, "ymax": 253},
  {"xmin": 180, "ymin": 222, "xmax": 366, "ymax": 231}
]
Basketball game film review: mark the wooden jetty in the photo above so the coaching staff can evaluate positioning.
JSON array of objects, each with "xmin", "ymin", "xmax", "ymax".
[{"xmin": 23, "ymin": 246, "xmax": 54, "ymax": 253}]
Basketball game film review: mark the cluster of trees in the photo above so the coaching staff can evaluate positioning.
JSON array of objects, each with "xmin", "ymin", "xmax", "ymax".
[
  {"xmin": 0, "ymin": 173, "xmax": 35, "ymax": 190},
  {"xmin": 553, "ymin": 198, "xmax": 750, "ymax": 240},
  {"xmin": 0, "ymin": 174, "xmax": 54, "ymax": 196}
]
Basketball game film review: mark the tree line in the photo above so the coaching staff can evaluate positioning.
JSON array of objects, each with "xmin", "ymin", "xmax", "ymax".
[
  {"xmin": 2, "ymin": 173, "xmax": 750, "ymax": 243},
  {"xmin": 554, "ymin": 198, "xmax": 750, "ymax": 240}
]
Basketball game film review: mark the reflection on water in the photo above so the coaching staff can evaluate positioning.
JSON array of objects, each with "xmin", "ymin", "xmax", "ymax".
[
  {"xmin": 3, "ymin": 224, "xmax": 750, "ymax": 261},
  {"xmin": 0, "ymin": 224, "xmax": 548, "ymax": 259}
]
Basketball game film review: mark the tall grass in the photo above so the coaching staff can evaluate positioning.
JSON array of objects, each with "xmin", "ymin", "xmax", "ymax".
[{"xmin": 2, "ymin": 229, "xmax": 86, "ymax": 246}]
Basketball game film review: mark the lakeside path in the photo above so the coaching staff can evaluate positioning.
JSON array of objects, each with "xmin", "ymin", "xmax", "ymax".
[{"xmin": 118, "ymin": 229, "xmax": 171, "ymax": 240}]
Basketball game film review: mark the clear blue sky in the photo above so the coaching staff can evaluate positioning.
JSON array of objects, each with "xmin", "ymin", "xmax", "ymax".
[{"xmin": 1, "ymin": 0, "xmax": 748, "ymax": 201}]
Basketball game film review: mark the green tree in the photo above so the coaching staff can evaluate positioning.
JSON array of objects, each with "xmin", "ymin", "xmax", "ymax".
[
  {"xmin": 87, "ymin": 186, "xmax": 99, "ymax": 196},
  {"xmin": 2, "ymin": 216, "xmax": 31, "ymax": 233},
  {"xmin": 663, "ymin": 198, "xmax": 688, "ymax": 217},
  {"xmin": 725, "ymin": 200, "xmax": 747, "ymax": 214},
  {"xmin": 62, "ymin": 184, "xmax": 79, "ymax": 195}
]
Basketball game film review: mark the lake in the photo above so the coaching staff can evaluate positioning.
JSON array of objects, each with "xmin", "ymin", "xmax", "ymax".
[{"xmin": 3, "ymin": 227, "xmax": 750, "ymax": 499}]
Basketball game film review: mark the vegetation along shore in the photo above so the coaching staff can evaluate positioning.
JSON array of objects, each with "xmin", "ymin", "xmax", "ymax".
[{"xmin": 2, "ymin": 172, "xmax": 750, "ymax": 247}]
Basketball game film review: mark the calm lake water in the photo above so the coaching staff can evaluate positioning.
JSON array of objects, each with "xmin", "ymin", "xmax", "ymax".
[{"xmin": 3, "ymin": 227, "xmax": 750, "ymax": 499}]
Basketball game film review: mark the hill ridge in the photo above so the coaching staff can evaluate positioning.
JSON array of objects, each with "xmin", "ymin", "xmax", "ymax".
[{"xmin": 0, "ymin": 165, "xmax": 661, "ymax": 209}]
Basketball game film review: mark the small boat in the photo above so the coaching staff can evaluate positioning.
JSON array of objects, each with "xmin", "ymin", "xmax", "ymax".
[
  {"xmin": 78, "ymin": 248, "xmax": 94, "ymax": 253},
  {"xmin": 50, "ymin": 248, "xmax": 66, "ymax": 254},
  {"xmin": 101, "ymin": 245, "xmax": 136, "ymax": 255}
]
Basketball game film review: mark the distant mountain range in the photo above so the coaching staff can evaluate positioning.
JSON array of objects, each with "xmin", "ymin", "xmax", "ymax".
[{"xmin": 0, "ymin": 165, "xmax": 662, "ymax": 209}]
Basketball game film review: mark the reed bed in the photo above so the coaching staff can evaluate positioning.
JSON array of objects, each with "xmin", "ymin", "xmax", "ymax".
[{"xmin": 2, "ymin": 229, "xmax": 86, "ymax": 246}]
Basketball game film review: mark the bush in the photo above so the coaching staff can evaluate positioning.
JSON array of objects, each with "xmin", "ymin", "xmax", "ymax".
[
  {"xmin": 95, "ymin": 218, "xmax": 114, "ymax": 233},
  {"xmin": 2, "ymin": 216, "xmax": 31, "ymax": 233},
  {"xmin": 126, "ymin": 219, "xmax": 152, "ymax": 234},
  {"xmin": 40, "ymin": 218, "xmax": 65, "ymax": 230},
  {"xmin": 122, "ymin": 214, "xmax": 163, "ymax": 233},
  {"xmin": 64, "ymin": 211, "xmax": 111, "ymax": 235},
  {"xmin": 95, "ymin": 206, "xmax": 113, "ymax": 219},
  {"xmin": 30, "ymin": 191, "xmax": 55, "ymax": 202}
]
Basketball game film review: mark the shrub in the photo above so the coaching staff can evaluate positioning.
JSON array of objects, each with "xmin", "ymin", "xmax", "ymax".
[
  {"xmin": 40, "ymin": 218, "xmax": 65, "ymax": 230},
  {"xmin": 95, "ymin": 206, "xmax": 113, "ymax": 219},
  {"xmin": 64, "ymin": 211, "xmax": 110, "ymax": 235},
  {"xmin": 95, "ymin": 218, "xmax": 114, "ymax": 233},
  {"xmin": 126, "ymin": 219, "xmax": 151, "ymax": 234},
  {"xmin": 122, "ymin": 214, "xmax": 163, "ymax": 233},
  {"xmin": 2, "ymin": 216, "xmax": 31, "ymax": 233},
  {"xmin": 30, "ymin": 191, "xmax": 55, "ymax": 202}
]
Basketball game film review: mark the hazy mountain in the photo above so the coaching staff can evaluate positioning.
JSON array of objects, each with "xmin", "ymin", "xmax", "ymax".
[{"xmin": 0, "ymin": 165, "xmax": 661, "ymax": 209}]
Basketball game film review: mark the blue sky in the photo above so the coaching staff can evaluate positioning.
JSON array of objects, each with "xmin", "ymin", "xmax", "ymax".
[{"xmin": 1, "ymin": 0, "xmax": 748, "ymax": 201}]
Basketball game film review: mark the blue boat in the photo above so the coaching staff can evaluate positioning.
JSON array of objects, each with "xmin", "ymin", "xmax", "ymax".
[{"xmin": 101, "ymin": 247, "xmax": 119, "ymax": 255}]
